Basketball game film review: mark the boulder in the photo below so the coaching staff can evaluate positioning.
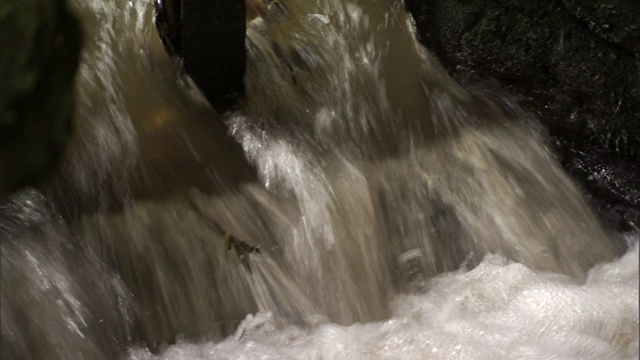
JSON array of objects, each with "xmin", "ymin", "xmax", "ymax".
[
  {"xmin": 405, "ymin": 0, "xmax": 640, "ymax": 231},
  {"xmin": 0, "ymin": 0, "xmax": 82, "ymax": 198},
  {"xmin": 154, "ymin": 0, "xmax": 246, "ymax": 112}
]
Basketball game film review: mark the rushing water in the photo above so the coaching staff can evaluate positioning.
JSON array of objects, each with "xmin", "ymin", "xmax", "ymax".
[
  {"xmin": 1, "ymin": 0, "xmax": 637, "ymax": 359},
  {"xmin": 128, "ymin": 239, "xmax": 639, "ymax": 360}
]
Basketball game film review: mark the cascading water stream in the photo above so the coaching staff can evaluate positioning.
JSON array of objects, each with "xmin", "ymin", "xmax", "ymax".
[{"xmin": 1, "ymin": 0, "xmax": 637, "ymax": 359}]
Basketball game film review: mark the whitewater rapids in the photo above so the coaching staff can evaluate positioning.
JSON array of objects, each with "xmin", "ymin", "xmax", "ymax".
[{"xmin": 130, "ymin": 239, "xmax": 638, "ymax": 360}]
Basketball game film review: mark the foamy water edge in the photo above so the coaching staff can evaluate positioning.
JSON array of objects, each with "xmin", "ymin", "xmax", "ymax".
[{"xmin": 129, "ymin": 237, "xmax": 639, "ymax": 360}]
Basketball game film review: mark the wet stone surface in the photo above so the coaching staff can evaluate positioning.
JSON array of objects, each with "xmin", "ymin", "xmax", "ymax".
[{"xmin": 405, "ymin": 0, "xmax": 640, "ymax": 232}]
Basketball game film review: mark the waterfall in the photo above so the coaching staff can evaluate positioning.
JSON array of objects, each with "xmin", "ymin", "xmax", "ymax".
[{"xmin": 1, "ymin": 0, "xmax": 636, "ymax": 359}]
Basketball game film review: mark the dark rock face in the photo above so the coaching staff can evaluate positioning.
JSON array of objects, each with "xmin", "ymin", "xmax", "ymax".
[
  {"xmin": 182, "ymin": 0, "xmax": 246, "ymax": 112},
  {"xmin": 0, "ymin": 0, "xmax": 82, "ymax": 198},
  {"xmin": 405, "ymin": 0, "xmax": 640, "ymax": 232},
  {"xmin": 155, "ymin": 0, "xmax": 246, "ymax": 113}
]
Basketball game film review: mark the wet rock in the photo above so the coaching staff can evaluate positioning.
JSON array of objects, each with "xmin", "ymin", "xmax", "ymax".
[
  {"xmin": 0, "ymin": 0, "xmax": 82, "ymax": 198},
  {"xmin": 405, "ymin": 0, "xmax": 640, "ymax": 232},
  {"xmin": 154, "ymin": 0, "xmax": 246, "ymax": 112}
]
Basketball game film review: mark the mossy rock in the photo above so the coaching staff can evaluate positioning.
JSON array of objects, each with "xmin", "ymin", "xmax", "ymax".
[{"xmin": 0, "ymin": 0, "xmax": 81, "ymax": 197}]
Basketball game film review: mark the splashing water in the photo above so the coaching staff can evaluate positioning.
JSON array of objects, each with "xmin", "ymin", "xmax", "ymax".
[
  {"xmin": 1, "ymin": 0, "xmax": 637, "ymax": 359},
  {"xmin": 128, "ymin": 240, "xmax": 639, "ymax": 360}
]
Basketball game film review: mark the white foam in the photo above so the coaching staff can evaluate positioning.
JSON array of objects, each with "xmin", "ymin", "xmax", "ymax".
[{"xmin": 128, "ymin": 240, "xmax": 638, "ymax": 360}]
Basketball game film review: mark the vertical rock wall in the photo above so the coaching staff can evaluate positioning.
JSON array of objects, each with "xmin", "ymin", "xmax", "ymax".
[{"xmin": 405, "ymin": 0, "xmax": 640, "ymax": 231}]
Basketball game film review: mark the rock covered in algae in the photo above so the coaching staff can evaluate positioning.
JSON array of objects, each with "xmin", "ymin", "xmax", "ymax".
[{"xmin": 0, "ymin": 0, "xmax": 81, "ymax": 198}]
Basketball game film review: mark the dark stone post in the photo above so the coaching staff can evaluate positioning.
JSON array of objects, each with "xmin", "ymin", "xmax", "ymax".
[{"xmin": 182, "ymin": 0, "xmax": 247, "ymax": 112}]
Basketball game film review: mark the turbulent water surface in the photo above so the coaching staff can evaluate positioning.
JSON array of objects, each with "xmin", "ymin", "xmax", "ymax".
[
  {"xmin": 129, "ymin": 240, "xmax": 639, "ymax": 360},
  {"xmin": 1, "ymin": 0, "xmax": 638, "ymax": 359}
]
